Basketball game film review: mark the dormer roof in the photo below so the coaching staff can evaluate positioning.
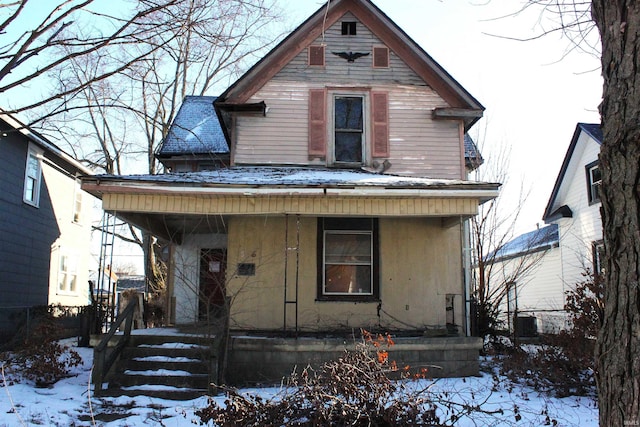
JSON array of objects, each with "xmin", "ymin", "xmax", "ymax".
[{"xmin": 156, "ymin": 96, "xmax": 228, "ymax": 158}]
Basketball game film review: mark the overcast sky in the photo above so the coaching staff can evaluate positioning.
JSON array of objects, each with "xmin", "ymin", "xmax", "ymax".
[{"xmin": 284, "ymin": 0, "xmax": 602, "ymax": 236}]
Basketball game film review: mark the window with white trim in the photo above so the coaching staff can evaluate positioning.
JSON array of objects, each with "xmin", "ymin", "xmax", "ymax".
[
  {"xmin": 308, "ymin": 89, "xmax": 389, "ymax": 167},
  {"xmin": 318, "ymin": 218, "xmax": 379, "ymax": 301},
  {"xmin": 58, "ymin": 253, "xmax": 78, "ymax": 294},
  {"xmin": 73, "ymin": 183, "xmax": 82, "ymax": 223},
  {"xmin": 334, "ymin": 95, "xmax": 364, "ymax": 164},
  {"xmin": 23, "ymin": 147, "xmax": 42, "ymax": 207},
  {"xmin": 586, "ymin": 161, "xmax": 601, "ymax": 204}
]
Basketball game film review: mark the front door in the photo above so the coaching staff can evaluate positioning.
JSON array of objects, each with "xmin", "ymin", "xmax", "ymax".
[{"xmin": 199, "ymin": 249, "xmax": 226, "ymax": 320}]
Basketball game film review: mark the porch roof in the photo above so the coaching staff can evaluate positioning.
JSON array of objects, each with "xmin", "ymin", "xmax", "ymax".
[
  {"xmin": 81, "ymin": 167, "xmax": 499, "ymax": 243},
  {"xmin": 83, "ymin": 166, "xmax": 499, "ymax": 197}
]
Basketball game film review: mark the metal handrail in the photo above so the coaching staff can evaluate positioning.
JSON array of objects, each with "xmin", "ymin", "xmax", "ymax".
[{"xmin": 92, "ymin": 298, "xmax": 138, "ymax": 393}]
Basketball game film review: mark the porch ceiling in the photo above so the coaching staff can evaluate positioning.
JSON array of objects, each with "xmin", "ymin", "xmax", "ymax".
[
  {"xmin": 116, "ymin": 212, "xmax": 229, "ymax": 244},
  {"xmin": 106, "ymin": 192, "xmax": 484, "ymax": 244}
]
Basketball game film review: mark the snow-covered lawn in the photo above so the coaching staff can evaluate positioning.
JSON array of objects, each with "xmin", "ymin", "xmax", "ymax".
[{"xmin": 0, "ymin": 341, "xmax": 599, "ymax": 426}]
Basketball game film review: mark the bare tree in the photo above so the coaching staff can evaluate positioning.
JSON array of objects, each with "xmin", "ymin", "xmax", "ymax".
[
  {"xmin": 590, "ymin": 2, "xmax": 640, "ymax": 425},
  {"xmin": 25, "ymin": 0, "xmax": 282, "ymax": 320},
  {"xmin": 469, "ymin": 134, "xmax": 550, "ymax": 339},
  {"xmin": 0, "ymin": 0, "xmax": 185, "ymax": 116},
  {"xmin": 490, "ymin": 2, "xmax": 639, "ymax": 423}
]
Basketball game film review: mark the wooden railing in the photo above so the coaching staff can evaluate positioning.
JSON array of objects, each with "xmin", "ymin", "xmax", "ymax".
[{"xmin": 92, "ymin": 297, "xmax": 138, "ymax": 393}]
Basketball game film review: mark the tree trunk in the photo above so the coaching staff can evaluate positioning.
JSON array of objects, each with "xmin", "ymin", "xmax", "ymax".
[{"xmin": 592, "ymin": 2, "xmax": 640, "ymax": 425}]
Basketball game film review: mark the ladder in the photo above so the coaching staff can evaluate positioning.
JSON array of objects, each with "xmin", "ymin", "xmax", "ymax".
[
  {"xmin": 283, "ymin": 215, "xmax": 300, "ymax": 335},
  {"xmin": 96, "ymin": 211, "xmax": 116, "ymax": 332}
]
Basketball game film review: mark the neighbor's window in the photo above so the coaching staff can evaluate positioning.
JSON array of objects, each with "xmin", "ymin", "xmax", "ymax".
[
  {"xmin": 23, "ymin": 148, "xmax": 42, "ymax": 207},
  {"xmin": 58, "ymin": 254, "xmax": 78, "ymax": 294},
  {"xmin": 318, "ymin": 218, "xmax": 378, "ymax": 300},
  {"xmin": 73, "ymin": 184, "xmax": 82, "ymax": 223},
  {"xmin": 592, "ymin": 240, "xmax": 605, "ymax": 274},
  {"xmin": 586, "ymin": 161, "xmax": 601, "ymax": 204},
  {"xmin": 334, "ymin": 96, "xmax": 364, "ymax": 164}
]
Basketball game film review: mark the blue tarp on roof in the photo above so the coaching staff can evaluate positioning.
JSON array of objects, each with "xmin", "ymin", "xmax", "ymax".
[
  {"xmin": 490, "ymin": 224, "xmax": 559, "ymax": 261},
  {"xmin": 157, "ymin": 96, "xmax": 228, "ymax": 157}
]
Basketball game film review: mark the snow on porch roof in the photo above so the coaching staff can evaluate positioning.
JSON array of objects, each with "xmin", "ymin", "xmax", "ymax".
[
  {"xmin": 89, "ymin": 166, "xmax": 499, "ymax": 190},
  {"xmin": 90, "ymin": 166, "xmax": 499, "ymax": 188}
]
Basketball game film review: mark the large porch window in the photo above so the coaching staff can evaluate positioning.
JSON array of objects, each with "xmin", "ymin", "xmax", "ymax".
[{"xmin": 318, "ymin": 218, "xmax": 379, "ymax": 301}]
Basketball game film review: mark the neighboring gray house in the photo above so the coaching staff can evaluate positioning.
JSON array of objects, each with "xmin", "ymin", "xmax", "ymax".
[
  {"xmin": 0, "ymin": 109, "xmax": 95, "ymax": 340},
  {"xmin": 492, "ymin": 123, "xmax": 603, "ymax": 335}
]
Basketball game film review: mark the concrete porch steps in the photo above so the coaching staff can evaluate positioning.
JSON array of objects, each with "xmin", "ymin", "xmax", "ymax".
[{"xmin": 99, "ymin": 334, "xmax": 215, "ymax": 400}]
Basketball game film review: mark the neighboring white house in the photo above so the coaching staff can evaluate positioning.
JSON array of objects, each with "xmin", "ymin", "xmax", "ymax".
[{"xmin": 493, "ymin": 123, "xmax": 603, "ymax": 335}]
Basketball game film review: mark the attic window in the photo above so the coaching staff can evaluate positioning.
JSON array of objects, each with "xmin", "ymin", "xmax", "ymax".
[
  {"xmin": 341, "ymin": 21, "xmax": 357, "ymax": 35},
  {"xmin": 373, "ymin": 46, "xmax": 389, "ymax": 68},
  {"xmin": 309, "ymin": 45, "xmax": 325, "ymax": 66}
]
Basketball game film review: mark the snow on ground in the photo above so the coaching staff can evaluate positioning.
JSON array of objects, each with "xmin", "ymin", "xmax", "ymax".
[{"xmin": 0, "ymin": 341, "xmax": 599, "ymax": 427}]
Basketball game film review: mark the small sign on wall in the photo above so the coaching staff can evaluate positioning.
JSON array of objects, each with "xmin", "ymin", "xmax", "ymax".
[
  {"xmin": 209, "ymin": 261, "xmax": 221, "ymax": 273},
  {"xmin": 238, "ymin": 263, "xmax": 256, "ymax": 276}
]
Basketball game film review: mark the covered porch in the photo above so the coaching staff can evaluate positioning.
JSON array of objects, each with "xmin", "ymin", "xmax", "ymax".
[{"xmin": 81, "ymin": 167, "xmax": 499, "ymax": 338}]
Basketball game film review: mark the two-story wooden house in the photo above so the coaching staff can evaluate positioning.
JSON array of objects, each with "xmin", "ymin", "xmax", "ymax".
[
  {"xmin": 0, "ymin": 109, "xmax": 95, "ymax": 340},
  {"xmin": 82, "ymin": 0, "xmax": 499, "ymax": 380},
  {"xmin": 492, "ymin": 123, "xmax": 603, "ymax": 335}
]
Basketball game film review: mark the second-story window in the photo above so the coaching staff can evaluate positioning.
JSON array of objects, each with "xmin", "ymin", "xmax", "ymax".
[
  {"xmin": 334, "ymin": 96, "xmax": 364, "ymax": 164},
  {"xmin": 23, "ymin": 147, "xmax": 42, "ymax": 207},
  {"xmin": 308, "ymin": 89, "xmax": 389, "ymax": 165},
  {"xmin": 73, "ymin": 182, "xmax": 82, "ymax": 223},
  {"xmin": 586, "ymin": 161, "xmax": 601, "ymax": 204}
]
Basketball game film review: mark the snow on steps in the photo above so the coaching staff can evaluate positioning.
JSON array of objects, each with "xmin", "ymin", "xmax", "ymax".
[{"xmin": 97, "ymin": 334, "xmax": 216, "ymax": 401}]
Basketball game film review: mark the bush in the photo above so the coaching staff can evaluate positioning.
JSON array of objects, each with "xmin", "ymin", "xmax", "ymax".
[
  {"xmin": 5, "ymin": 311, "xmax": 82, "ymax": 387},
  {"xmin": 195, "ymin": 331, "xmax": 440, "ymax": 426},
  {"xmin": 498, "ymin": 271, "xmax": 603, "ymax": 397}
]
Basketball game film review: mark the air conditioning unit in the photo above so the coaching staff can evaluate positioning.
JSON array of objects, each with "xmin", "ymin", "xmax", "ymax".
[{"xmin": 516, "ymin": 316, "xmax": 538, "ymax": 337}]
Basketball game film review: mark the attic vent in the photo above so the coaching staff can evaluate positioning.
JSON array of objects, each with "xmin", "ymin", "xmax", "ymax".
[
  {"xmin": 341, "ymin": 21, "xmax": 357, "ymax": 35},
  {"xmin": 373, "ymin": 46, "xmax": 389, "ymax": 68},
  {"xmin": 309, "ymin": 45, "xmax": 325, "ymax": 66}
]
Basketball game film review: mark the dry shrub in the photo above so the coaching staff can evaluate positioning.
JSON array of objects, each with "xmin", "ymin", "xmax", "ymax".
[
  {"xmin": 7, "ymin": 310, "xmax": 82, "ymax": 387},
  {"xmin": 196, "ymin": 331, "xmax": 440, "ymax": 426},
  {"xmin": 500, "ymin": 271, "xmax": 603, "ymax": 397}
]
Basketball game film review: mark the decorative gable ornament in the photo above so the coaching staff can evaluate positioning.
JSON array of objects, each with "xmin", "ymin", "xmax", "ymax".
[{"xmin": 331, "ymin": 51, "xmax": 370, "ymax": 62}]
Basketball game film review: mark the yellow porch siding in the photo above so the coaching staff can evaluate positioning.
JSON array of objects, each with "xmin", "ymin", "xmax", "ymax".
[{"xmin": 101, "ymin": 193, "xmax": 480, "ymax": 217}]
